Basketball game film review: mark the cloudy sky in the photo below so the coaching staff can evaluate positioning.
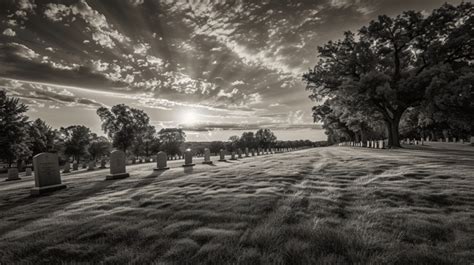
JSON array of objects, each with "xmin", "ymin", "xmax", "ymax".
[{"xmin": 0, "ymin": 0, "xmax": 463, "ymax": 139}]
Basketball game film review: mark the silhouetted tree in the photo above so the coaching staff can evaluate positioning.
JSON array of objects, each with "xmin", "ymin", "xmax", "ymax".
[
  {"xmin": 255, "ymin": 128, "xmax": 277, "ymax": 149},
  {"xmin": 304, "ymin": 2, "xmax": 473, "ymax": 147},
  {"xmin": 97, "ymin": 104, "xmax": 150, "ymax": 152},
  {"xmin": 0, "ymin": 91, "xmax": 31, "ymax": 167},
  {"xmin": 59, "ymin": 125, "xmax": 91, "ymax": 162},
  {"xmin": 158, "ymin": 128, "xmax": 186, "ymax": 156}
]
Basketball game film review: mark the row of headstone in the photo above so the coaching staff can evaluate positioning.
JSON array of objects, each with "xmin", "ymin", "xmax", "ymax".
[
  {"xmin": 339, "ymin": 140, "xmax": 385, "ymax": 149},
  {"xmin": 408, "ymin": 137, "xmax": 474, "ymax": 144},
  {"xmin": 17, "ymin": 146, "xmax": 310, "ymax": 195}
]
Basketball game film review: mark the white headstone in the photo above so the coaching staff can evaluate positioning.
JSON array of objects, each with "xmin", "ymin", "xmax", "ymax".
[
  {"xmin": 245, "ymin": 147, "xmax": 249, "ymax": 157},
  {"xmin": 378, "ymin": 140, "xmax": 384, "ymax": 149},
  {"xmin": 230, "ymin": 151, "xmax": 237, "ymax": 160},
  {"xmin": 25, "ymin": 167, "xmax": 32, "ymax": 176},
  {"xmin": 183, "ymin": 150, "xmax": 195, "ymax": 167},
  {"xmin": 6, "ymin": 168, "xmax": 20, "ymax": 181},
  {"xmin": 470, "ymin": 136, "xmax": 474, "ymax": 144},
  {"xmin": 202, "ymin": 148, "xmax": 213, "ymax": 164},
  {"xmin": 31, "ymin": 153, "xmax": 66, "ymax": 195},
  {"xmin": 63, "ymin": 161, "xmax": 71, "ymax": 173},
  {"xmin": 106, "ymin": 150, "xmax": 129, "ymax": 180},
  {"xmin": 218, "ymin": 149, "xmax": 226, "ymax": 161},
  {"xmin": 154, "ymin": 151, "xmax": 170, "ymax": 170}
]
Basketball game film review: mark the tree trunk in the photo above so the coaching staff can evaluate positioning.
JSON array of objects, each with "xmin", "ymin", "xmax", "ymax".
[{"xmin": 386, "ymin": 115, "xmax": 402, "ymax": 148}]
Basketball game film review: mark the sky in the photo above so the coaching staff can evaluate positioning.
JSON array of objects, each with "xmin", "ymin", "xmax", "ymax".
[{"xmin": 0, "ymin": 0, "xmax": 465, "ymax": 140}]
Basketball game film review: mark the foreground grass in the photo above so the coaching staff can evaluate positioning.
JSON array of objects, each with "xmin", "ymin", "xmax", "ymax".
[{"xmin": 0, "ymin": 145, "xmax": 473, "ymax": 264}]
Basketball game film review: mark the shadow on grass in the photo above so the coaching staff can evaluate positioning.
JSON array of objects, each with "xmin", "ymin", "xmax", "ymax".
[{"xmin": 0, "ymin": 178, "xmax": 123, "ymax": 237}]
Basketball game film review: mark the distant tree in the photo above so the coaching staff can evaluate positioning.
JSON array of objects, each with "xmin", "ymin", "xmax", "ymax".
[
  {"xmin": 209, "ymin": 141, "xmax": 225, "ymax": 154},
  {"xmin": 28, "ymin": 118, "xmax": 56, "ymax": 156},
  {"xmin": 0, "ymin": 91, "xmax": 31, "ymax": 167},
  {"xmin": 239, "ymin": 131, "xmax": 256, "ymax": 149},
  {"xmin": 158, "ymin": 128, "xmax": 186, "ymax": 156},
  {"xmin": 255, "ymin": 128, "xmax": 277, "ymax": 149},
  {"xmin": 303, "ymin": 2, "xmax": 473, "ymax": 147},
  {"xmin": 228, "ymin": 135, "xmax": 240, "ymax": 151},
  {"xmin": 140, "ymin": 125, "xmax": 159, "ymax": 158},
  {"xmin": 88, "ymin": 134, "xmax": 111, "ymax": 161},
  {"xmin": 97, "ymin": 104, "xmax": 151, "ymax": 152},
  {"xmin": 59, "ymin": 125, "xmax": 91, "ymax": 162}
]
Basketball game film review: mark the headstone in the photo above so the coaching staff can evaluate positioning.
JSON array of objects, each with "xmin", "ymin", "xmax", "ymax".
[
  {"xmin": 202, "ymin": 148, "xmax": 213, "ymax": 165},
  {"xmin": 182, "ymin": 150, "xmax": 195, "ymax": 167},
  {"xmin": 218, "ymin": 149, "xmax": 227, "ymax": 161},
  {"xmin": 245, "ymin": 147, "xmax": 249, "ymax": 157},
  {"xmin": 100, "ymin": 159, "xmax": 107, "ymax": 168},
  {"xmin": 154, "ymin": 151, "xmax": 170, "ymax": 170},
  {"xmin": 72, "ymin": 161, "xmax": 79, "ymax": 171},
  {"xmin": 257, "ymin": 148, "xmax": 261, "ymax": 156},
  {"xmin": 82, "ymin": 162, "xmax": 87, "ymax": 169},
  {"xmin": 453, "ymin": 138, "xmax": 456, "ymax": 143},
  {"xmin": 6, "ymin": 168, "xmax": 20, "ymax": 181},
  {"xmin": 25, "ymin": 167, "xmax": 32, "ymax": 176},
  {"xmin": 106, "ymin": 150, "xmax": 129, "ymax": 180},
  {"xmin": 470, "ymin": 136, "xmax": 474, "ymax": 145},
  {"xmin": 230, "ymin": 151, "xmax": 237, "ymax": 160},
  {"xmin": 31, "ymin": 153, "xmax": 66, "ymax": 195},
  {"xmin": 237, "ymin": 149, "xmax": 243, "ymax": 158},
  {"xmin": 87, "ymin": 161, "xmax": 96, "ymax": 171},
  {"xmin": 251, "ymin": 149, "xmax": 255, "ymax": 156},
  {"xmin": 63, "ymin": 161, "xmax": 71, "ymax": 173},
  {"xmin": 378, "ymin": 140, "xmax": 384, "ymax": 149}
]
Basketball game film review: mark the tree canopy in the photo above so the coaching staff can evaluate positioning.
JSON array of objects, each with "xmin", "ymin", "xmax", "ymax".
[
  {"xmin": 303, "ymin": 2, "xmax": 473, "ymax": 147},
  {"xmin": 97, "ymin": 104, "xmax": 151, "ymax": 152}
]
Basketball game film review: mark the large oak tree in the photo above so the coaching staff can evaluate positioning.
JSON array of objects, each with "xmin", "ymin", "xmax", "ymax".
[{"xmin": 303, "ymin": 3, "xmax": 473, "ymax": 147}]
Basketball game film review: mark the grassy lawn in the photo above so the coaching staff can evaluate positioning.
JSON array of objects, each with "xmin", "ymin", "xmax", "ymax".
[{"xmin": 1, "ymin": 145, "xmax": 473, "ymax": 264}]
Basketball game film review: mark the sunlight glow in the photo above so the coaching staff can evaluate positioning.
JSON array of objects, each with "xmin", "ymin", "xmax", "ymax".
[{"xmin": 180, "ymin": 109, "xmax": 199, "ymax": 125}]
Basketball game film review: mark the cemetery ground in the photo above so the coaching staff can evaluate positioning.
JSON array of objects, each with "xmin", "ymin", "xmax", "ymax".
[{"xmin": 1, "ymin": 144, "xmax": 473, "ymax": 264}]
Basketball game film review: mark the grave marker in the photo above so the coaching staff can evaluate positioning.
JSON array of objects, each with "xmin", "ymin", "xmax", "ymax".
[
  {"xmin": 100, "ymin": 159, "xmax": 107, "ymax": 168},
  {"xmin": 63, "ymin": 161, "xmax": 71, "ymax": 173},
  {"xmin": 72, "ymin": 161, "xmax": 79, "ymax": 171},
  {"xmin": 25, "ymin": 167, "xmax": 32, "ymax": 176},
  {"xmin": 106, "ymin": 150, "xmax": 130, "ymax": 180},
  {"xmin": 31, "ymin": 153, "xmax": 66, "ymax": 195},
  {"xmin": 182, "ymin": 150, "xmax": 195, "ymax": 167},
  {"xmin": 154, "ymin": 151, "xmax": 170, "ymax": 170},
  {"xmin": 218, "ymin": 149, "xmax": 227, "ymax": 161},
  {"xmin": 6, "ymin": 168, "xmax": 20, "ymax": 181},
  {"xmin": 87, "ymin": 161, "xmax": 96, "ymax": 171},
  {"xmin": 202, "ymin": 148, "xmax": 213, "ymax": 165}
]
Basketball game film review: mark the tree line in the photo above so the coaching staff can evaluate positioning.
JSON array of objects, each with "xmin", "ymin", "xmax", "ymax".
[
  {"xmin": 303, "ymin": 3, "xmax": 473, "ymax": 147},
  {"xmin": 1, "ymin": 92, "xmax": 323, "ymax": 169}
]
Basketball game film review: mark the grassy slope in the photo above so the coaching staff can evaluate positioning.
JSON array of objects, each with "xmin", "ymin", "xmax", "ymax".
[{"xmin": 0, "ymin": 145, "xmax": 473, "ymax": 264}]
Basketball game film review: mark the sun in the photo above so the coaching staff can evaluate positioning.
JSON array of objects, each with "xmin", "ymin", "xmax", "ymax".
[{"xmin": 180, "ymin": 109, "xmax": 199, "ymax": 125}]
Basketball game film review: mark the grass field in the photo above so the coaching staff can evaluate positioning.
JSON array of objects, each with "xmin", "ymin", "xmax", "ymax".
[{"xmin": 1, "ymin": 144, "xmax": 473, "ymax": 264}]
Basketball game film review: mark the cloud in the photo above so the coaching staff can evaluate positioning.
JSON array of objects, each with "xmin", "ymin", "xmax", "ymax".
[
  {"xmin": 2, "ymin": 28, "xmax": 16, "ymax": 37},
  {"xmin": 231, "ymin": 80, "xmax": 245, "ymax": 86},
  {"xmin": 0, "ymin": 78, "xmax": 104, "ymax": 109},
  {"xmin": 128, "ymin": 0, "xmax": 144, "ymax": 6},
  {"xmin": 44, "ymin": 3, "xmax": 71, "ymax": 22},
  {"xmin": 3, "ymin": 43, "xmax": 39, "ymax": 60}
]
